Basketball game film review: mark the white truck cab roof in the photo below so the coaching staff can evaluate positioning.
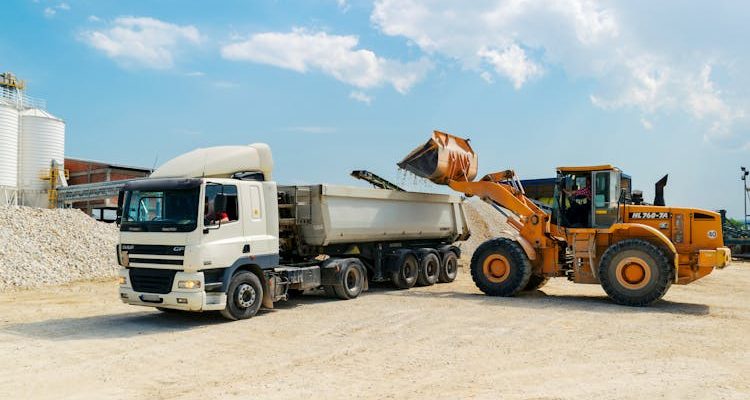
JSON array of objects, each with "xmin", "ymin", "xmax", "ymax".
[{"xmin": 150, "ymin": 143, "xmax": 273, "ymax": 180}]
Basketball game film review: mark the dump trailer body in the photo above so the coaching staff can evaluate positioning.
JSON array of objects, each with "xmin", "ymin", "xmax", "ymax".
[{"xmin": 279, "ymin": 184, "xmax": 469, "ymax": 248}]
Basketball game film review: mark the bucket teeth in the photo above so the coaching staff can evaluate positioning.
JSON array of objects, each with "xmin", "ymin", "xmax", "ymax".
[{"xmin": 398, "ymin": 131, "xmax": 478, "ymax": 184}]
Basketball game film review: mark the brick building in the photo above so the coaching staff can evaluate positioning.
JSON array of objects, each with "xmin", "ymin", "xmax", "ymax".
[{"xmin": 65, "ymin": 158, "xmax": 151, "ymax": 220}]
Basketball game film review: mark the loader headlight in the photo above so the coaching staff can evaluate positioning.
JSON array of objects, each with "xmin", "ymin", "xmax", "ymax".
[
  {"xmin": 118, "ymin": 276, "xmax": 127, "ymax": 285},
  {"xmin": 178, "ymin": 280, "xmax": 201, "ymax": 289}
]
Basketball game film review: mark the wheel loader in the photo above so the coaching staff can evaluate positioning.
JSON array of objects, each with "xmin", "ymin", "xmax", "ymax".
[{"xmin": 399, "ymin": 131, "xmax": 731, "ymax": 306}]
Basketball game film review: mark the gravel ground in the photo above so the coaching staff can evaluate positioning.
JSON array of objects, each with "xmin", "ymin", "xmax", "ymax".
[
  {"xmin": 0, "ymin": 206, "xmax": 119, "ymax": 291},
  {"xmin": 0, "ymin": 262, "xmax": 747, "ymax": 399}
]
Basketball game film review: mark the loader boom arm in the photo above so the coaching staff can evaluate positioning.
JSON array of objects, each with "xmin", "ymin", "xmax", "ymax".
[{"xmin": 447, "ymin": 171, "xmax": 544, "ymax": 230}]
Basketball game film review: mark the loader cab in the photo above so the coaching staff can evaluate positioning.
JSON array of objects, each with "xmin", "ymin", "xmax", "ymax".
[{"xmin": 555, "ymin": 165, "xmax": 630, "ymax": 229}]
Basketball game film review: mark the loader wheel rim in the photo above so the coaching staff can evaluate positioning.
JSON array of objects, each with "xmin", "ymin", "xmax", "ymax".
[
  {"xmin": 483, "ymin": 254, "xmax": 510, "ymax": 283},
  {"xmin": 615, "ymin": 257, "xmax": 651, "ymax": 290}
]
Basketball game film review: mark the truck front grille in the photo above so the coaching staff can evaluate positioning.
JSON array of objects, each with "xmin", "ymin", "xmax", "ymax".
[{"xmin": 129, "ymin": 268, "xmax": 178, "ymax": 294}]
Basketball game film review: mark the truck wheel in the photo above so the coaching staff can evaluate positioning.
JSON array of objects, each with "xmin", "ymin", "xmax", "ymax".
[
  {"xmin": 598, "ymin": 239, "xmax": 673, "ymax": 306},
  {"xmin": 438, "ymin": 251, "xmax": 459, "ymax": 283},
  {"xmin": 334, "ymin": 261, "xmax": 365, "ymax": 300},
  {"xmin": 470, "ymin": 238, "xmax": 531, "ymax": 297},
  {"xmin": 392, "ymin": 253, "xmax": 419, "ymax": 289},
  {"xmin": 523, "ymin": 274, "xmax": 549, "ymax": 291},
  {"xmin": 417, "ymin": 252, "xmax": 440, "ymax": 286},
  {"xmin": 221, "ymin": 272, "xmax": 263, "ymax": 320}
]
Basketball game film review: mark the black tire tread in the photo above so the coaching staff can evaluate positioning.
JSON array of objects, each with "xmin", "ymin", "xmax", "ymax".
[
  {"xmin": 523, "ymin": 274, "xmax": 549, "ymax": 291},
  {"xmin": 598, "ymin": 239, "xmax": 673, "ymax": 306},
  {"xmin": 470, "ymin": 238, "xmax": 532, "ymax": 297}
]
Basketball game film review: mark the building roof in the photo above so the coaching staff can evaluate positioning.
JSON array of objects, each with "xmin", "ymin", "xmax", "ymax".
[{"xmin": 65, "ymin": 157, "xmax": 153, "ymax": 173}]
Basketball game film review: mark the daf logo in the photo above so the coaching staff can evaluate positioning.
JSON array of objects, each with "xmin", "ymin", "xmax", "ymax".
[
  {"xmin": 707, "ymin": 230, "xmax": 717, "ymax": 239},
  {"xmin": 121, "ymin": 244, "xmax": 135, "ymax": 250},
  {"xmin": 173, "ymin": 246, "xmax": 185, "ymax": 252}
]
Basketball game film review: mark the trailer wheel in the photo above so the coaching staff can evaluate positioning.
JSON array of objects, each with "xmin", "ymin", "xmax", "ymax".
[
  {"xmin": 598, "ymin": 239, "xmax": 673, "ymax": 306},
  {"xmin": 523, "ymin": 274, "xmax": 549, "ymax": 291},
  {"xmin": 392, "ymin": 253, "xmax": 419, "ymax": 289},
  {"xmin": 334, "ymin": 261, "xmax": 365, "ymax": 300},
  {"xmin": 470, "ymin": 238, "xmax": 531, "ymax": 297},
  {"xmin": 221, "ymin": 271, "xmax": 263, "ymax": 320},
  {"xmin": 417, "ymin": 252, "xmax": 440, "ymax": 286},
  {"xmin": 438, "ymin": 251, "xmax": 459, "ymax": 283}
]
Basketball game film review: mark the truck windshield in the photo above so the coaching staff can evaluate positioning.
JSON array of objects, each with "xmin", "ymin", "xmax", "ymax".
[{"xmin": 120, "ymin": 188, "xmax": 200, "ymax": 232}]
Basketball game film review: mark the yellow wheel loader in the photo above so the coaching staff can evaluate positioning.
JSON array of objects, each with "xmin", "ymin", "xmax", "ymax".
[{"xmin": 399, "ymin": 131, "xmax": 731, "ymax": 306}]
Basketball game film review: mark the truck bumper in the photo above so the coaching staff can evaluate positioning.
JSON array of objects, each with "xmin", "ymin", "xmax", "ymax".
[
  {"xmin": 119, "ymin": 270, "xmax": 227, "ymax": 312},
  {"xmin": 698, "ymin": 247, "xmax": 731, "ymax": 269}
]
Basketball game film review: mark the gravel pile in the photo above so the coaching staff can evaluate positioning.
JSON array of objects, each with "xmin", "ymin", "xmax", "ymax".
[
  {"xmin": 458, "ymin": 199, "xmax": 514, "ymax": 265},
  {"xmin": 0, "ymin": 206, "xmax": 119, "ymax": 291}
]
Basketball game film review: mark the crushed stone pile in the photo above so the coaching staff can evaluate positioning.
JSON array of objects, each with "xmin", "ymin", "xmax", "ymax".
[
  {"xmin": 0, "ymin": 206, "xmax": 119, "ymax": 291},
  {"xmin": 458, "ymin": 199, "xmax": 514, "ymax": 265}
]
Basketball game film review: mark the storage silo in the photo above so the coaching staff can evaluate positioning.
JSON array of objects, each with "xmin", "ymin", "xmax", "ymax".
[
  {"xmin": 18, "ymin": 108, "xmax": 65, "ymax": 208},
  {"xmin": 0, "ymin": 98, "xmax": 19, "ymax": 204}
]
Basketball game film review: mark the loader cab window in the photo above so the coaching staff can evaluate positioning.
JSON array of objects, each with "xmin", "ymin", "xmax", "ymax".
[
  {"xmin": 593, "ymin": 171, "xmax": 620, "ymax": 228},
  {"xmin": 557, "ymin": 173, "xmax": 592, "ymax": 228},
  {"xmin": 204, "ymin": 184, "xmax": 239, "ymax": 226}
]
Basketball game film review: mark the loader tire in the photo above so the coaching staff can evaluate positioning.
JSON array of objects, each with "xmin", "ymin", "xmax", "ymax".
[
  {"xmin": 523, "ymin": 274, "xmax": 549, "ymax": 291},
  {"xmin": 417, "ymin": 252, "xmax": 440, "ymax": 286},
  {"xmin": 221, "ymin": 272, "xmax": 263, "ymax": 320},
  {"xmin": 470, "ymin": 238, "xmax": 532, "ymax": 297},
  {"xmin": 438, "ymin": 251, "xmax": 459, "ymax": 283},
  {"xmin": 392, "ymin": 253, "xmax": 419, "ymax": 289},
  {"xmin": 598, "ymin": 239, "xmax": 673, "ymax": 307}
]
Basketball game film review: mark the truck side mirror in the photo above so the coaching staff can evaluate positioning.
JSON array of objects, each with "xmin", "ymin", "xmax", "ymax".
[{"xmin": 116, "ymin": 190, "xmax": 124, "ymax": 226}]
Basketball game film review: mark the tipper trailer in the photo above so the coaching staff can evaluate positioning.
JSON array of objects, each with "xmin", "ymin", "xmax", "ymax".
[{"xmin": 116, "ymin": 144, "xmax": 470, "ymax": 320}]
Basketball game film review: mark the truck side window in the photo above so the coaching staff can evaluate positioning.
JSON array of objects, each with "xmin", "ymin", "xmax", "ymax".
[{"xmin": 205, "ymin": 184, "xmax": 239, "ymax": 225}]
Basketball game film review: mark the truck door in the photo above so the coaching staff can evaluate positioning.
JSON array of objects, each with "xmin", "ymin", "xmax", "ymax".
[{"xmin": 204, "ymin": 183, "xmax": 245, "ymax": 267}]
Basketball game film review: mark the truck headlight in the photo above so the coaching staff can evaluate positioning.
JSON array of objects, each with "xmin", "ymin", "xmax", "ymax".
[
  {"xmin": 118, "ymin": 276, "xmax": 127, "ymax": 285},
  {"xmin": 178, "ymin": 280, "xmax": 201, "ymax": 289}
]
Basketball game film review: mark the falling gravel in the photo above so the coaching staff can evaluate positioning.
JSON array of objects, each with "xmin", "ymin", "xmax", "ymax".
[
  {"xmin": 0, "ymin": 206, "xmax": 119, "ymax": 291},
  {"xmin": 458, "ymin": 198, "xmax": 514, "ymax": 265}
]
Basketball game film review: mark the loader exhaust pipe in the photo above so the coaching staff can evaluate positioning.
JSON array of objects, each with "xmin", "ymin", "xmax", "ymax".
[
  {"xmin": 397, "ymin": 131, "xmax": 479, "ymax": 184},
  {"xmin": 654, "ymin": 174, "xmax": 668, "ymax": 206}
]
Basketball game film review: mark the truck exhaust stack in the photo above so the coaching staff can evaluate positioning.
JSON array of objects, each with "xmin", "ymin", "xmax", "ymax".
[{"xmin": 397, "ymin": 130, "xmax": 479, "ymax": 184}]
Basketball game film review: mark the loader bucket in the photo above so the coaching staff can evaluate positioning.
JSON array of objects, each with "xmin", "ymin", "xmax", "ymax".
[{"xmin": 398, "ymin": 130, "xmax": 478, "ymax": 184}]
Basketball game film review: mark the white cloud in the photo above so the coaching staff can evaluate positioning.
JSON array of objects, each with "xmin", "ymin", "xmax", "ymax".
[
  {"xmin": 221, "ymin": 29, "xmax": 431, "ymax": 93},
  {"xmin": 349, "ymin": 90, "xmax": 373, "ymax": 105},
  {"xmin": 640, "ymin": 118, "xmax": 653, "ymax": 130},
  {"xmin": 185, "ymin": 71, "xmax": 205, "ymax": 77},
  {"xmin": 80, "ymin": 17, "xmax": 202, "ymax": 69},
  {"xmin": 337, "ymin": 0, "xmax": 349, "ymax": 12},
  {"xmin": 88, "ymin": 15, "xmax": 101, "ymax": 22},
  {"xmin": 477, "ymin": 44, "xmax": 543, "ymax": 89},
  {"xmin": 57, "ymin": 2, "xmax": 70, "ymax": 11},
  {"xmin": 44, "ymin": 7, "xmax": 56, "ymax": 18},
  {"xmin": 371, "ymin": 0, "xmax": 750, "ymax": 147}
]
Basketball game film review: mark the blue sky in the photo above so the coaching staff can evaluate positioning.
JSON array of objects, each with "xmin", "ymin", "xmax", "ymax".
[{"xmin": 3, "ymin": 0, "xmax": 749, "ymax": 218}]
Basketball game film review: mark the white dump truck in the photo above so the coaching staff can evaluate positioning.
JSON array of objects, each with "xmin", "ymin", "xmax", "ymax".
[{"xmin": 116, "ymin": 143, "xmax": 470, "ymax": 320}]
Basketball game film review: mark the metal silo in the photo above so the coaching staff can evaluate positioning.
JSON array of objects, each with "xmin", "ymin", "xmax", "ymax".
[
  {"xmin": 18, "ymin": 108, "xmax": 65, "ymax": 208},
  {"xmin": 0, "ymin": 97, "xmax": 19, "ymax": 204}
]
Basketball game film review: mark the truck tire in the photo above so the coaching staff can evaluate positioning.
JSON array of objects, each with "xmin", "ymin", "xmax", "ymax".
[
  {"xmin": 470, "ymin": 238, "xmax": 531, "ymax": 297},
  {"xmin": 417, "ymin": 252, "xmax": 440, "ymax": 286},
  {"xmin": 221, "ymin": 271, "xmax": 263, "ymax": 320},
  {"xmin": 598, "ymin": 239, "xmax": 673, "ymax": 306},
  {"xmin": 333, "ymin": 260, "xmax": 365, "ymax": 300},
  {"xmin": 438, "ymin": 251, "xmax": 459, "ymax": 283},
  {"xmin": 392, "ymin": 253, "xmax": 419, "ymax": 289},
  {"xmin": 523, "ymin": 274, "xmax": 549, "ymax": 291}
]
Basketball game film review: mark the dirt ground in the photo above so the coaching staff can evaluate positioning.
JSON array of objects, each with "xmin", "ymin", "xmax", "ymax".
[{"xmin": 1, "ymin": 263, "xmax": 749, "ymax": 400}]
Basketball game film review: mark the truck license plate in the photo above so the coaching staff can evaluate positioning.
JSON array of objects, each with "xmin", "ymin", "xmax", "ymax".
[{"xmin": 139, "ymin": 294, "xmax": 162, "ymax": 303}]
